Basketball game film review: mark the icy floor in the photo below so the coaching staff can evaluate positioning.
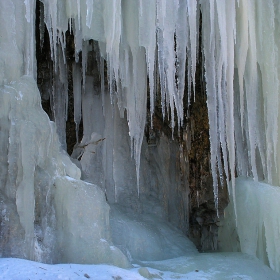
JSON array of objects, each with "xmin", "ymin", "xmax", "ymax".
[{"xmin": 1, "ymin": 253, "xmax": 280, "ymax": 280}]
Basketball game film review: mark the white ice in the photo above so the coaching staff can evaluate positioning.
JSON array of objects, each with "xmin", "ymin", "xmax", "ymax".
[
  {"xmin": 1, "ymin": 252, "xmax": 280, "ymax": 280},
  {"xmin": 219, "ymin": 177, "xmax": 280, "ymax": 273},
  {"xmin": 2, "ymin": 0, "xmax": 280, "ymax": 278}
]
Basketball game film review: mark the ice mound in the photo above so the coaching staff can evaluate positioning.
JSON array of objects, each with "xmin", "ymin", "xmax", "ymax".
[
  {"xmin": 110, "ymin": 204, "xmax": 198, "ymax": 261},
  {"xmin": 54, "ymin": 177, "xmax": 130, "ymax": 267}
]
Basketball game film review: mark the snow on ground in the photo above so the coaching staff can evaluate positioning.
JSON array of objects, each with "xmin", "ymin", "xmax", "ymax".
[{"xmin": 1, "ymin": 252, "xmax": 280, "ymax": 280}]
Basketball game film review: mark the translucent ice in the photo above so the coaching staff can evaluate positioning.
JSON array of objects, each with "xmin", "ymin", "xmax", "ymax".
[{"xmin": 219, "ymin": 177, "xmax": 280, "ymax": 273}]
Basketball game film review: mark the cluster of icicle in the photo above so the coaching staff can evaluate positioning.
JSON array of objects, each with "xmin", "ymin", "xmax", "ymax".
[{"xmin": 37, "ymin": 0, "xmax": 280, "ymax": 204}]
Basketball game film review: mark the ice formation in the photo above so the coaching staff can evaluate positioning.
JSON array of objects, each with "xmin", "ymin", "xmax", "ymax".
[
  {"xmin": 219, "ymin": 177, "xmax": 280, "ymax": 273},
  {"xmin": 38, "ymin": 0, "xmax": 280, "ymax": 204},
  {"xmin": 0, "ymin": 74, "xmax": 130, "ymax": 266},
  {"xmin": 0, "ymin": 0, "xmax": 128, "ymax": 266},
  {"xmin": 1, "ymin": 0, "xmax": 280, "ymax": 275}
]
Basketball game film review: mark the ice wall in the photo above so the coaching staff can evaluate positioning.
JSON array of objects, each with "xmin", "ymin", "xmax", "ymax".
[
  {"xmin": 0, "ymin": 74, "xmax": 131, "ymax": 266},
  {"xmin": 0, "ymin": 0, "xmax": 34, "ymax": 84},
  {"xmin": 0, "ymin": 0, "xmax": 129, "ymax": 267},
  {"xmin": 219, "ymin": 178, "xmax": 280, "ymax": 273}
]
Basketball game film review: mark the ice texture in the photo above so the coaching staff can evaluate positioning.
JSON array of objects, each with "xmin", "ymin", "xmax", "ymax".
[
  {"xmin": 1, "ymin": 253, "xmax": 280, "ymax": 280},
  {"xmin": 2, "ymin": 0, "xmax": 280, "ymax": 275},
  {"xmin": 72, "ymin": 62, "xmax": 82, "ymax": 142},
  {"xmin": 0, "ymin": 73, "xmax": 190, "ymax": 266},
  {"xmin": 198, "ymin": 0, "xmax": 280, "ymax": 219},
  {"xmin": 219, "ymin": 177, "xmax": 280, "ymax": 273},
  {"xmin": 110, "ymin": 205, "xmax": 197, "ymax": 262},
  {"xmin": 0, "ymin": 76, "xmax": 82, "ymax": 261},
  {"xmin": 0, "ymin": 0, "xmax": 129, "ymax": 265},
  {"xmin": 54, "ymin": 176, "xmax": 130, "ymax": 267}
]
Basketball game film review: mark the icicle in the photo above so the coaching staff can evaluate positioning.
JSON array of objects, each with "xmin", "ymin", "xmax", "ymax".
[
  {"xmin": 86, "ymin": 0, "xmax": 93, "ymax": 28},
  {"xmin": 39, "ymin": 1, "xmax": 45, "ymax": 50},
  {"xmin": 156, "ymin": 0, "xmax": 166, "ymax": 120},
  {"xmin": 100, "ymin": 57, "xmax": 105, "ymax": 116},
  {"xmin": 58, "ymin": 31, "xmax": 66, "ymax": 64},
  {"xmin": 24, "ymin": 0, "xmax": 36, "ymax": 77},
  {"xmin": 187, "ymin": 0, "xmax": 197, "ymax": 96},
  {"xmin": 77, "ymin": 0, "xmax": 81, "ymax": 30},
  {"xmin": 225, "ymin": 0, "xmax": 236, "ymax": 218},
  {"xmin": 216, "ymin": 0, "xmax": 230, "ymax": 190},
  {"xmin": 201, "ymin": 0, "xmax": 219, "ymax": 209},
  {"xmin": 37, "ymin": 0, "xmax": 280, "ymax": 216},
  {"xmin": 103, "ymin": 0, "xmax": 121, "ymax": 97},
  {"xmin": 82, "ymin": 41, "xmax": 88, "ymax": 90},
  {"xmin": 121, "ymin": 1, "xmax": 148, "ymax": 195},
  {"xmin": 139, "ymin": 0, "xmax": 156, "ymax": 126},
  {"xmin": 175, "ymin": 0, "xmax": 188, "ymax": 125},
  {"xmin": 235, "ymin": 0, "xmax": 249, "ymax": 130},
  {"xmin": 244, "ymin": 0, "xmax": 258, "ymax": 181},
  {"xmin": 42, "ymin": 0, "xmax": 58, "ymax": 68},
  {"xmin": 72, "ymin": 62, "xmax": 82, "ymax": 142}
]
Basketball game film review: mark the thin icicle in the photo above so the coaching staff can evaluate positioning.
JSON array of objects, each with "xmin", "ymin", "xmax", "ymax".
[
  {"xmin": 187, "ymin": 0, "xmax": 197, "ymax": 95},
  {"xmin": 139, "ymin": 0, "xmax": 156, "ymax": 126},
  {"xmin": 176, "ymin": 0, "xmax": 188, "ymax": 124},
  {"xmin": 77, "ymin": 0, "xmax": 81, "ymax": 30},
  {"xmin": 82, "ymin": 41, "xmax": 89, "ymax": 90},
  {"xmin": 225, "ymin": 0, "xmax": 236, "ymax": 219},
  {"xmin": 235, "ymin": 0, "xmax": 249, "ymax": 131},
  {"xmin": 72, "ymin": 62, "xmax": 82, "ymax": 143},
  {"xmin": 201, "ymin": 0, "xmax": 219, "ymax": 209},
  {"xmin": 100, "ymin": 57, "xmax": 105, "ymax": 116},
  {"xmin": 86, "ymin": 0, "xmax": 93, "ymax": 28}
]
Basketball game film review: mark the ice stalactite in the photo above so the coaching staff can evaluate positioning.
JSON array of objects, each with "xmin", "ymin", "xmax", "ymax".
[
  {"xmin": 40, "ymin": 0, "xmax": 198, "ymax": 195},
  {"xmin": 72, "ymin": 62, "xmax": 82, "ymax": 142},
  {"xmin": 39, "ymin": 0, "xmax": 280, "ymax": 225},
  {"xmin": 200, "ymin": 0, "xmax": 237, "ymax": 214},
  {"xmin": 199, "ymin": 0, "xmax": 280, "ymax": 217}
]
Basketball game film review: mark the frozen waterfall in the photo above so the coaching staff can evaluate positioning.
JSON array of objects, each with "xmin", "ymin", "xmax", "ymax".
[
  {"xmin": 39, "ymin": 0, "xmax": 280, "ymax": 202},
  {"xmin": 0, "ymin": 0, "xmax": 280, "ymax": 277}
]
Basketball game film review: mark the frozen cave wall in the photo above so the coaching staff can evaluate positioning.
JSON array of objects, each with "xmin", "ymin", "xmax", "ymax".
[
  {"xmin": 0, "ymin": 0, "xmax": 220, "ymax": 265},
  {"xmin": 0, "ymin": 0, "xmax": 128, "ymax": 266},
  {"xmin": 2, "ymin": 0, "xmax": 280, "ymax": 272},
  {"xmin": 34, "ymin": 0, "xmax": 280, "ymax": 270},
  {"xmin": 35, "ymin": 0, "xmax": 222, "ymax": 252}
]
